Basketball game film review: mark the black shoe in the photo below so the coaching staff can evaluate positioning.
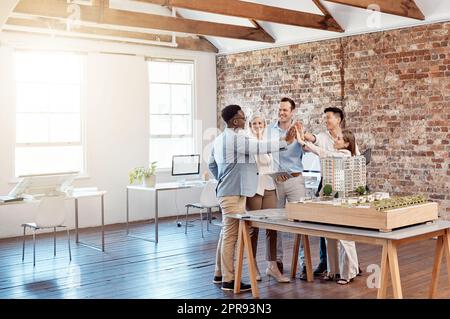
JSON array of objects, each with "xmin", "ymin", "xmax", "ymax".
[
  {"xmin": 313, "ymin": 262, "xmax": 327, "ymax": 277},
  {"xmin": 213, "ymin": 276, "xmax": 222, "ymax": 284},
  {"xmin": 221, "ymin": 281, "xmax": 252, "ymax": 292},
  {"xmin": 299, "ymin": 266, "xmax": 307, "ymax": 281},
  {"xmin": 276, "ymin": 260, "xmax": 284, "ymax": 274}
]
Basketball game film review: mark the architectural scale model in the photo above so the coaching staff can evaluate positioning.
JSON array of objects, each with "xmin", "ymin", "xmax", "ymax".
[{"xmin": 320, "ymin": 155, "xmax": 366, "ymax": 197}]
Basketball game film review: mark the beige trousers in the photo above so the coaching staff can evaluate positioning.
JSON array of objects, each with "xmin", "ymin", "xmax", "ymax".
[
  {"xmin": 214, "ymin": 196, "xmax": 247, "ymax": 282},
  {"xmin": 246, "ymin": 189, "xmax": 278, "ymax": 261}
]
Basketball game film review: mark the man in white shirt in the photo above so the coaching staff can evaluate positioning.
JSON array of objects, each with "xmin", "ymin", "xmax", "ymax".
[
  {"xmin": 302, "ymin": 107, "xmax": 360, "ymax": 278},
  {"xmin": 305, "ymin": 107, "xmax": 360, "ymax": 155}
]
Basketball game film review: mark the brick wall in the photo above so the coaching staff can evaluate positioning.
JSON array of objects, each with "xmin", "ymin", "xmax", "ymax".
[{"xmin": 216, "ymin": 22, "xmax": 450, "ymax": 217}]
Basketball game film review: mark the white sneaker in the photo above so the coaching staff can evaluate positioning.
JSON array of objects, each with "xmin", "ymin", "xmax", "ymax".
[{"xmin": 266, "ymin": 267, "xmax": 290, "ymax": 283}]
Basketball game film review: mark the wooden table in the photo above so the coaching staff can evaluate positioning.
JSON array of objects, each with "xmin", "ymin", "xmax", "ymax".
[{"xmin": 230, "ymin": 209, "xmax": 450, "ymax": 299}]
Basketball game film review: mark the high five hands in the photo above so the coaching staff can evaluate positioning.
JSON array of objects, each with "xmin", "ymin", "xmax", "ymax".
[
  {"xmin": 294, "ymin": 122, "xmax": 306, "ymax": 146},
  {"xmin": 285, "ymin": 125, "xmax": 297, "ymax": 144}
]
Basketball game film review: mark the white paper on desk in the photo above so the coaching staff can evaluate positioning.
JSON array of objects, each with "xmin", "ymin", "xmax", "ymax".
[{"xmin": 73, "ymin": 187, "xmax": 98, "ymax": 193}]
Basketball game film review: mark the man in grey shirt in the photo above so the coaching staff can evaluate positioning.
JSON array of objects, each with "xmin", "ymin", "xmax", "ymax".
[{"xmin": 209, "ymin": 104, "xmax": 295, "ymax": 292}]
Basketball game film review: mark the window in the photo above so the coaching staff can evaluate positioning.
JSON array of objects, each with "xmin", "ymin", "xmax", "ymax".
[
  {"xmin": 14, "ymin": 51, "xmax": 85, "ymax": 176},
  {"xmin": 148, "ymin": 59, "xmax": 195, "ymax": 169}
]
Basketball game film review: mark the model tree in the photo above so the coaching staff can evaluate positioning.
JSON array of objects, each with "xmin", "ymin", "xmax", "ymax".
[
  {"xmin": 323, "ymin": 184, "xmax": 333, "ymax": 197},
  {"xmin": 355, "ymin": 186, "xmax": 366, "ymax": 196}
]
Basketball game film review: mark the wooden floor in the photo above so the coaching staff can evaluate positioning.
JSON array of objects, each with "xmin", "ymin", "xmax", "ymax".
[{"xmin": 0, "ymin": 215, "xmax": 449, "ymax": 299}]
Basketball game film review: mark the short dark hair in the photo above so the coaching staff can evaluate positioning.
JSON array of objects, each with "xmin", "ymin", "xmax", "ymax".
[
  {"xmin": 324, "ymin": 107, "xmax": 346, "ymax": 128},
  {"xmin": 280, "ymin": 97, "xmax": 296, "ymax": 110},
  {"xmin": 221, "ymin": 104, "xmax": 242, "ymax": 124}
]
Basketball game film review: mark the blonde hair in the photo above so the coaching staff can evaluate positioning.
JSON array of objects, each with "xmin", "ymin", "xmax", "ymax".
[
  {"xmin": 249, "ymin": 112, "xmax": 266, "ymax": 126},
  {"xmin": 248, "ymin": 112, "xmax": 267, "ymax": 138}
]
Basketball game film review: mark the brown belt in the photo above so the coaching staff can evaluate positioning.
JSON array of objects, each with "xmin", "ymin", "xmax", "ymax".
[{"xmin": 290, "ymin": 172, "xmax": 302, "ymax": 177}]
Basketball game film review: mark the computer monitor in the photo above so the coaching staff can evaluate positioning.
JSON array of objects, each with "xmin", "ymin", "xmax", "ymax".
[{"xmin": 172, "ymin": 155, "xmax": 200, "ymax": 176}]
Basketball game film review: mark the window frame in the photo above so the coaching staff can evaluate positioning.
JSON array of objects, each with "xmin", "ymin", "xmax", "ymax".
[
  {"xmin": 13, "ymin": 50, "xmax": 87, "ymax": 178},
  {"xmin": 147, "ymin": 58, "xmax": 196, "ymax": 169}
]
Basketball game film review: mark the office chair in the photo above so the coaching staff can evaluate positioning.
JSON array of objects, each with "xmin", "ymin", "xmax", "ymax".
[
  {"xmin": 184, "ymin": 180, "xmax": 219, "ymax": 238},
  {"xmin": 22, "ymin": 196, "xmax": 71, "ymax": 266}
]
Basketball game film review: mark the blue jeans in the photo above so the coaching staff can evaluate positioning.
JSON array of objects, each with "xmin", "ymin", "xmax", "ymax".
[
  {"xmin": 298, "ymin": 237, "xmax": 327, "ymax": 271},
  {"xmin": 319, "ymin": 237, "xmax": 327, "ymax": 266}
]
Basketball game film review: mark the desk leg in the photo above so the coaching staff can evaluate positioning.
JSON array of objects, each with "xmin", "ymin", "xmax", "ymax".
[
  {"xmin": 444, "ymin": 229, "xmax": 450, "ymax": 285},
  {"xmin": 75, "ymin": 198, "xmax": 79, "ymax": 243},
  {"xmin": 377, "ymin": 242, "xmax": 389, "ymax": 299},
  {"xmin": 387, "ymin": 241, "xmax": 403, "ymax": 299},
  {"xmin": 234, "ymin": 220, "xmax": 244, "ymax": 294},
  {"xmin": 241, "ymin": 221, "xmax": 260, "ymax": 298},
  {"xmin": 101, "ymin": 195, "xmax": 105, "ymax": 252},
  {"xmin": 155, "ymin": 190, "xmax": 159, "ymax": 244},
  {"xmin": 126, "ymin": 188, "xmax": 157, "ymax": 243},
  {"xmin": 126, "ymin": 188, "xmax": 129, "ymax": 235},
  {"xmin": 429, "ymin": 235, "xmax": 444, "ymax": 298},
  {"xmin": 291, "ymin": 234, "xmax": 300, "ymax": 279},
  {"xmin": 302, "ymin": 235, "xmax": 314, "ymax": 282}
]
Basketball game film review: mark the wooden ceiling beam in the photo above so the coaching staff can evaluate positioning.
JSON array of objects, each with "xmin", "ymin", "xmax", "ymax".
[
  {"xmin": 5, "ymin": 16, "xmax": 218, "ymax": 52},
  {"xmin": 165, "ymin": 6, "xmax": 219, "ymax": 55},
  {"xmin": 13, "ymin": 0, "xmax": 274, "ymax": 42},
  {"xmin": 312, "ymin": 0, "xmax": 344, "ymax": 33},
  {"xmin": 324, "ymin": 0, "xmax": 425, "ymax": 20},
  {"xmin": 0, "ymin": 0, "xmax": 20, "ymax": 30},
  {"xmin": 138, "ymin": 0, "xmax": 344, "ymax": 32},
  {"xmin": 247, "ymin": 19, "xmax": 274, "ymax": 43}
]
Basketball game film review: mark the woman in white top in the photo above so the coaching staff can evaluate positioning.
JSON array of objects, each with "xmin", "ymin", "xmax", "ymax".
[
  {"xmin": 247, "ymin": 113, "xmax": 289, "ymax": 283},
  {"xmin": 296, "ymin": 126, "xmax": 359, "ymax": 285}
]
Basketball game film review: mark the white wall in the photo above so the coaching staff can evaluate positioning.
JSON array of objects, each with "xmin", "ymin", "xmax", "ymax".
[{"xmin": 0, "ymin": 32, "xmax": 217, "ymax": 238}]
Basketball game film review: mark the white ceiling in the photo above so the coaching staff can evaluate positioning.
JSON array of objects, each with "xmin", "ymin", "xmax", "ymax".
[{"xmin": 111, "ymin": 0, "xmax": 450, "ymax": 54}]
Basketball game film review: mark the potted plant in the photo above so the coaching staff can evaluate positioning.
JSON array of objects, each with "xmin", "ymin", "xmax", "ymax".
[{"xmin": 129, "ymin": 161, "xmax": 157, "ymax": 187}]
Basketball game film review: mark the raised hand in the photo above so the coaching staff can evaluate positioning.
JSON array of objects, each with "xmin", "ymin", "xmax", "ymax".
[
  {"xmin": 285, "ymin": 126, "xmax": 296, "ymax": 144},
  {"xmin": 295, "ymin": 127, "xmax": 306, "ymax": 146}
]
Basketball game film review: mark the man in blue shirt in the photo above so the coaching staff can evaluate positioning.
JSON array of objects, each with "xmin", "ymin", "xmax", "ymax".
[
  {"xmin": 267, "ymin": 97, "xmax": 326, "ymax": 280},
  {"xmin": 208, "ymin": 104, "xmax": 295, "ymax": 292}
]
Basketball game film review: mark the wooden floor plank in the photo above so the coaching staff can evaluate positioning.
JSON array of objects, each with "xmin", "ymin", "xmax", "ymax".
[{"xmin": 0, "ymin": 217, "xmax": 449, "ymax": 299}]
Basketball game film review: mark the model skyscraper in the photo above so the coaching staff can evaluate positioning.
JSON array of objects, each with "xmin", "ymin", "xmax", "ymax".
[{"xmin": 320, "ymin": 156, "xmax": 366, "ymax": 197}]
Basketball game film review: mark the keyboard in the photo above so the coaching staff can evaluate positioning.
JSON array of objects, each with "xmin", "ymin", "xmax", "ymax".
[{"xmin": 184, "ymin": 181, "xmax": 206, "ymax": 186}]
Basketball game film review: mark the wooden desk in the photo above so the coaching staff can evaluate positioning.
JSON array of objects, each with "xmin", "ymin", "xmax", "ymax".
[{"xmin": 230, "ymin": 209, "xmax": 450, "ymax": 299}]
